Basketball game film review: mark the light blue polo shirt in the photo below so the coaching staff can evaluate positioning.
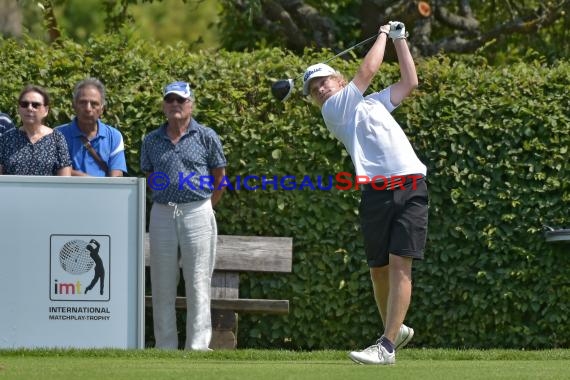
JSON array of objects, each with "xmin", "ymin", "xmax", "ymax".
[{"xmin": 56, "ymin": 118, "xmax": 127, "ymax": 176}]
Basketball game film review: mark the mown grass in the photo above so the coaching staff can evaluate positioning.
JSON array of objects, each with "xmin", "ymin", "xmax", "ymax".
[{"xmin": 1, "ymin": 349, "xmax": 569, "ymax": 380}]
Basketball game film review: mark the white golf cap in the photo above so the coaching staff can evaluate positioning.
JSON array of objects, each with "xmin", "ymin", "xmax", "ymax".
[
  {"xmin": 302, "ymin": 63, "xmax": 336, "ymax": 95},
  {"xmin": 163, "ymin": 81, "xmax": 194, "ymax": 99}
]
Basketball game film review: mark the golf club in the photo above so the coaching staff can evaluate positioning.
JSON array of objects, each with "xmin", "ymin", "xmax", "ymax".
[{"xmin": 271, "ymin": 32, "xmax": 381, "ymax": 102}]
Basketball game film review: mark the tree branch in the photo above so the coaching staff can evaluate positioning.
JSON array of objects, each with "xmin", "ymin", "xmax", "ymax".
[
  {"xmin": 39, "ymin": 0, "xmax": 61, "ymax": 43},
  {"xmin": 435, "ymin": 3, "xmax": 479, "ymax": 31},
  {"xmin": 278, "ymin": 0, "xmax": 336, "ymax": 50},
  {"xmin": 223, "ymin": 0, "xmax": 568, "ymax": 59},
  {"xmin": 419, "ymin": 0, "xmax": 568, "ymax": 55},
  {"xmin": 459, "ymin": 0, "xmax": 474, "ymax": 19},
  {"xmin": 261, "ymin": 0, "xmax": 308, "ymax": 51}
]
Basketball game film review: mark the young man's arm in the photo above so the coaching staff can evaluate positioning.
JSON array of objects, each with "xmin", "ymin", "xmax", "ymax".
[
  {"xmin": 389, "ymin": 38, "xmax": 419, "ymax": 106},
  {"xmin": 352, "ymin": 24, "xmax": 391, "ymax": 94}
]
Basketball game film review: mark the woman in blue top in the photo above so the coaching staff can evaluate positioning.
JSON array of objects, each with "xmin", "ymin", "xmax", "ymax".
[{"xmin": 0, "ymin": 85, "xmax": 71, "ymax": 176}]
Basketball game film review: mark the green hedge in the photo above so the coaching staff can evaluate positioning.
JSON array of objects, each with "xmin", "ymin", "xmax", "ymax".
[{"xmin": 1, "ymin": 35, "xmax": 568, "ymax": 350}]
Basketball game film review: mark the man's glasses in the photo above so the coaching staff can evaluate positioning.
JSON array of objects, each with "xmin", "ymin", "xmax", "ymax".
[
  {"xmin": 19, "ymin": 101, "xmax": 44, "ymax": 110},
  {"xmin": 164, "ymin": 96, "xmax": 189, "ymax": 104}
]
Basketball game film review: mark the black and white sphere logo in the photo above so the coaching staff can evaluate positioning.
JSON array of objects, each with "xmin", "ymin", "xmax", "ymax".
[{"xmin": 59, "ymin": 239, "xmax": 95, "ymax": 274}]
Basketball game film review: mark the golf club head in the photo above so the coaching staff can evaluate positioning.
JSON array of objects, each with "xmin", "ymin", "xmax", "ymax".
[{"xmin": 271, "ymin": 79, "xmax": 294, "ymax": 102}]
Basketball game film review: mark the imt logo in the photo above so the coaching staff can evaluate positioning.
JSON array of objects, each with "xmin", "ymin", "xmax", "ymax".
[{"xmin": 50, "ymin": 235, "xmax": 110, "ymax": 301}]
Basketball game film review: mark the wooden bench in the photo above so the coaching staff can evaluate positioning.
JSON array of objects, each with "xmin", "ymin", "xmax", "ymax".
[{"xmin": 144, "ymin": 234, "xmax": 293, "ymax": 349}]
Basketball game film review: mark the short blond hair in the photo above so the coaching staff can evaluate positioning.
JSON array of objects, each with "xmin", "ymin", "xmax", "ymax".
[{"xmin": 330, "ymin": 72, "xmax": 347, "ymax": 88}]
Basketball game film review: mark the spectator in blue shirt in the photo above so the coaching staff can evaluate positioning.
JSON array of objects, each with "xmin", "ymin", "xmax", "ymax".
[
  {"xmin": 56, "ymin": 78, "xmax": 127, "ymax": 177},
  {"xmin": 0, "ymin": 112, "xmax": 15, "ymax": 136}
]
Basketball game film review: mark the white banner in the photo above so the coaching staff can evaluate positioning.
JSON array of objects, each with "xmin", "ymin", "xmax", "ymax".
[{"xmin": 0, "ymin": 176, "xmax": 145, "ymax": 349}]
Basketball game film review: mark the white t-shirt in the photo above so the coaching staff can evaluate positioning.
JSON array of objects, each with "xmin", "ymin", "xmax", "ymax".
[{"xmin": 321, "ymin": 81, "xmax": 426, "ymax": 178}]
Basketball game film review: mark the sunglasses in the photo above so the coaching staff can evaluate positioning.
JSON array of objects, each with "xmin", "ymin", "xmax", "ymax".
[
  {"xmin": 164, "ymin": 97, "xmax": 189, "ymax": 104},
  {"xmin": 19, "ymin": 101, "xmax": 44, "ymax": 109}
]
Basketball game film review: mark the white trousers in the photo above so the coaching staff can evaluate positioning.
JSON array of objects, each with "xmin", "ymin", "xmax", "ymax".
[{"xmin": 149, "ymin": 199, "xmax": 217, "ymax": 350}]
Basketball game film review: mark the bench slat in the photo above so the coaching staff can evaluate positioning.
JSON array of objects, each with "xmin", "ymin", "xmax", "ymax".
[
  {"xmin": 145, "ymin": 234, "xmax": 292, "ymax": 273},
  {"xmin": 144, "ymin": 296, "xmax": 289, "ymax": 315},
  {"xmin": 211, "ymin": 298, "xmax": 289, "ymax": 314}
]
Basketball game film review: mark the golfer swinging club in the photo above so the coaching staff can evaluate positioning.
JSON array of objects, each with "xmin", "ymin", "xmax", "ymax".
[
  {"xmin": 84, "ymin": 239, "xmax": 105, "ymax": 295},
  {"xmin": 303, "ymin": 21, "xmax": 428, "ymax": 365}
]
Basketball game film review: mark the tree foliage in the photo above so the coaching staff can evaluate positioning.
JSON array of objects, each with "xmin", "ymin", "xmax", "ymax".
[
  {"xmin": 218, "ymin": 0, "xmax": 569, "ymax": 62},
  {"xmin": 10, "ymin": 0, "xmax": 219, "ymax": 50},
  {"xmin": 3, "ymin": 0, "xmax": 569, "ymax": 63}
]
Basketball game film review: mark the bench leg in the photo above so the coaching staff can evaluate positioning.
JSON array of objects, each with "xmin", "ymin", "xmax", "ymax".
[{"xmin": 210, "ymin": 309, "xmax": 237, "ymax": 349}]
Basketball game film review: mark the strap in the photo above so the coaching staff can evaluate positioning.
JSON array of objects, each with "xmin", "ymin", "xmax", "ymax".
[{"xmin": 79, "ymin": 136, "xmax": 109, "ymax": 176}]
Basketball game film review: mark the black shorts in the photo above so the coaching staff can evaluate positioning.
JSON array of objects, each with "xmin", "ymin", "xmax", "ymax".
[{"xmin": 359, "ymin": 175, "xmax": 429, "ymax": 267}]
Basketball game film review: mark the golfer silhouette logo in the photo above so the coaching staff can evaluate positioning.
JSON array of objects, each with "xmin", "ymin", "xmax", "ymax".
[{"xmin": 84, "ymin": 239, "xmax": 105, "ymax": 295}]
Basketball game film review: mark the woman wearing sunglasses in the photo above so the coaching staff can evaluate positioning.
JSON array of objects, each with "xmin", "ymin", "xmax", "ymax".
[{"xmin": 0, "ymin": 85, "xmax": 71, "ymax": 176}]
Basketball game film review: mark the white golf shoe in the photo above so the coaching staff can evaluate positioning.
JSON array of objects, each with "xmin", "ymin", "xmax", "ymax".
[
  {"xmin": 348, "ymin": 324, "xmax": 414, "ymax": 365},
  {"xmin": 395, "ymin": 324, "xmax": 414, "ymax": 350},
  {"xmin": 348, "ymin": 339, "xmax": 395, "ymax": 365}
]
